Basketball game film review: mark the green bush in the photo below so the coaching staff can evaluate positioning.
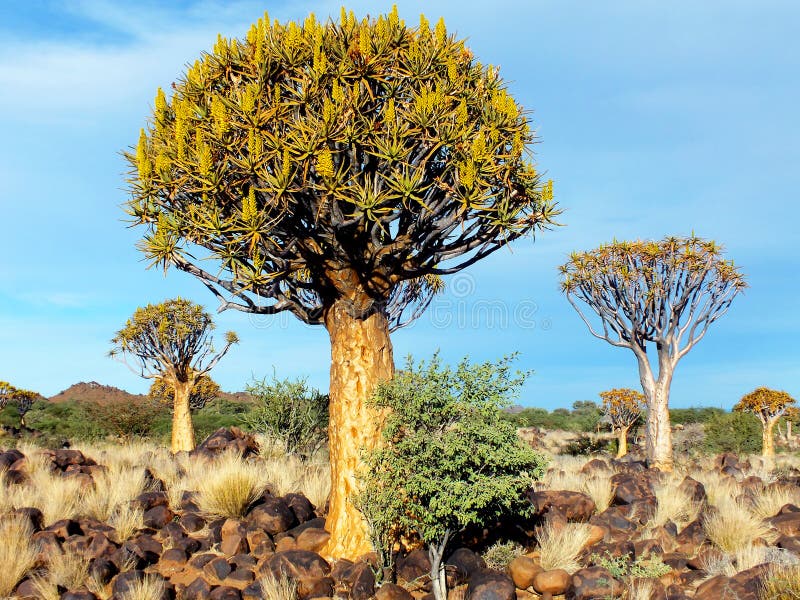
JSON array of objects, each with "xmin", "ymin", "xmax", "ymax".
[
  {"xmin": 591, "ymin": 551, "xmax": 671, "ymax": 580},
  {"xmin": 703, "ymin": 411, "xmax": 762, "ymax": 454},
  {"xmin": 670, "ymin": 407, "xmax": 727, "ymax": 425},
  {"xmin": 503, "ymin": 400, "xmax": 602, "ymax": 432},
  {"xmin": 357, "ymin": 353, "xmax": 548, "ymax": 599},
  {"xmin": 244, "ymin": 375, "xmax": 328, "ymax": 459},
  {"xmin": 25, "ymin": 400, "xmax": 107, "ymax": 442}
]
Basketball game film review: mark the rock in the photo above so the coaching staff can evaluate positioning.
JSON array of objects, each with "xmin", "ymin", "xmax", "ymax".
[
  {"xmin": 143, "ymin": 505, "xmax": 174, "ymax": 529},
  {"xmin": 204, "ymin": 556, "xmax": 233, "ymax": 583},
  {"xmin": 266, "ymin": 550, "xmax": 331, "ymax": 581},
  {"xmin": 531, "ymin": 569, "xmax": 570, "ymax": 596},
  {"xmin": 298, "ymin": 576, "xmax": 335, "ymax": 600},
  {"xmin": 397, "ymin": 549, "xmax": 432, "ymax": 584},
  {"xmin": 88, "ymin": 557, "xmax": 118, "ymax": 585},
  {"xmin": 580, "ymin": 459, "xmax": 610, "ymax": 475},
  {"xmin": 508, "ymin": 556, "xmax": 542, "ymax": 590},
  {"xmin": 221, "ymin": 519, "xmax": 249, "ymax": 556},
  {"xmin": 46, "ymin": 518, "xmax": 83, "ymax": 539},
  {"xmin": 376, "ymin": 582, "xmax": 415, "ymax": 600},
  {"xmin": 86, "ymin": 532, "xmax": 117, "ymax": 559},
  {"xmin": 112, "ymin": 570, "xmax": 168, "ymax": 598},
  {"xmin": 466, "ymin": 569, "xmax": 516, "ymax": 600},
  {"xmin": 193, "ymin": 427, "xmax": 259, "ymax": 459},
  {"xmin": 242, "ymin": 580, "xmax": 264, "ymax": 600},
  {"xmin": 225, "ymin": 568, "xmax": 256, "ymax": 589},
  {"xmin": 14, "ymin": 578, "xmax": 39, "ymax": 600},
  {"xmin": 585, "ymin": 525, "xmax": 606, "ymax": 547},
  {"xmin": 180, "ymin": 512, "xmax": 206, "ymax": 533},
  {"xmin": 770, "ymin": 512, "xmax": 800, "ymax": 536},
  {"xmin": 347, "ymin": 563, "xmax": 376, "ymax": 600},
  {"xmin": 134, "ymin": 491, "xmax": 170, "ymax": 512},
  {"xmin": 295, "ymin": 528, "xmax": 330, "ymax": 553},
  {"xmin": 611, "ymin": 472, "xmax": 656, "ymax": 505},
  {"xmin": 209, "ymin": 586, "xmax": 242, "ymax": 600},
  {"xmin": 530, "ymin": 490, "xmax": 596, "ymax": 522},
  {"xmin": 183, "ymin": 577, "xmax": 213, "ymax": 600},
  {"xmin": 275, "ymin": 536, "xmax": 298, "ymax": 552},
  {"xmin": 248, "ymin": 497, "xmax": 297, "ymax": 536},
  {"xmin": 12, "ymin": 507, "xmax": 44, "ymax": 532},
  {"xmin": 590, "ymin": 507, "xmax": 636, "ymax": 534},
  {"xmin": 159, "ymin": 547, "xmax": 188, "ymax": 576},
  {"xmin": 445, "ymin": 548, "xmax": 486, "ymax": 586},
  {"xmin": 285, "ymin": 493, "xmax": 316, "ymax": 523},
  {"xmin": 61, "ymin": 592, "xmax": 98, "ymax": 600},
  {"xmin": 53, "ymin": 448, "xmax": 88, "ymax": 469},
  {"xmin": 674, "ymin": 520, "xmax": 706, "ymax": 554},
  {"xmin": 568, "ymin": 566, "xmax": 624, "ymax": 600}
]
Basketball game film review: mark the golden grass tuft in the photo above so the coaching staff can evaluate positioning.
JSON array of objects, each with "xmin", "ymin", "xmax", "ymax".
[
  {"xmin": 627, "ymin": 578, "xmax": 658, "ymax": 600},
  {"xmin": 703, "ymin": 500, "xmax": 773, "ymax": 553},
  {"xmin": 31, "ymin": 549, "xmax": 91, "ymax": 600},
  {"xmin": 0, "ymin": 515, "xmax": 39, "ymax": 597},
  {"xmin": 259, "ymin": 571, "xmax": 298, "ymax": 600},
  {"xmin": 536, "ymin": 521, "xmax": 592, "ymax": 573},
  {"xmin": 581, "ymin": 476, "xmax": 613, "ymax": 512},
  {"xmin": 648, "ymin": 478, "xmax": 702, "ymax": 530},
  {"xmin": 761, "ymin": 564, "xmax": 800, "ymax": 599},
  {"xmin": 297, "ymin": 464, "xmax": 330, "ymax": 509},
  {"xmin": 750, "ymin": 485, "xmax": 800, "ymax": 520},
  {"xmin": 118, "ymin": 574, "xmax": 166, "ymax": 600},
  {"xmin": 195, "ymin": 452, "xmax": 268, "ymax": 518}
]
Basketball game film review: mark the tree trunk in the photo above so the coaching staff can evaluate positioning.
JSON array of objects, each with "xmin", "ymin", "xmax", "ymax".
[
  {"xmin": 637, "ymin": 355, "xmax": 674, "ymax": 471},
  {"xmin": 428, "ymin": 533, "xmax": 450, "ymax": 600},
  {"xmin": 171, "ymin": 380, "xmax": 196, "ymax": 453},
  {"xmin": 762, "ymin": 419, "xmax": 776, "ymax": 457},
  {"xmin": 616, "ymin": 426, "xmax": 629, "ymax": 458},
  {"xmin": 788, "ymin": 421, "xmax": 793, "ymax": 442},
  {"xmin": 322, "ymin": 299, "xmax": 394, "ymax": 560}
]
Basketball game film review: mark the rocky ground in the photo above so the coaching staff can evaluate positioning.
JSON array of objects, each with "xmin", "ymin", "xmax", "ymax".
[{"xmin": 1, "ymin": 429, "xmax": 799, "ymax": 599}]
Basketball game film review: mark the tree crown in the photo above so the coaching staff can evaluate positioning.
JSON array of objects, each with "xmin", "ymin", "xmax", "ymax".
[
  {"xmin": 599, "ymin": 388, "xmax": 645, "ymax": 429},
  {"xmin": 125, "ymin": 8, "xmax": 557, "ymax": 326},
  {"xmin": 734, "ymin": 387, "xmax": 796, "ymax": 422},
  {"xmin": 109, "ymin": 298, "xmax": 238, "ymax": 381},
  {"xmin": 149, "ymin": 374, "xmax": 221, "ymax": 410},
  {"xmin": 559, "ymin": 235, "xmax": 745, "ymax": 360},
  {"xmin": 0, "ymin": 381, "xmax": 41, "ymax": 411}
]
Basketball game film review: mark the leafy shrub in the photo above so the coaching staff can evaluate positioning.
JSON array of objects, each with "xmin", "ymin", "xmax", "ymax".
[
  {"xmin": 670, "ymin": 407, "xmax": 727, "ymax": 425},
  {"xmin": 25, "ymin": 400, "xmax": 107, "ymax": 442},
  {"xmin": 244, "ymin": 375, "xmax": 328, "ymax": 459},
  {"xmin": 86, "ymin": 399, "xmax": 167, "ymax": 440},
  {"xmin": 703, "ymin": 411, "xmax": 762, "ymax": 454},
  {"xmin": 358, "ymin": 353, "xmax": 548, "ymax": 600},
  {"xmin": 562, "ymin": 434, "xmax": 614, "ymax": 456},
  {"xmin": 504, "ymin": 401, "xmax": 602, "ymax": 432}
]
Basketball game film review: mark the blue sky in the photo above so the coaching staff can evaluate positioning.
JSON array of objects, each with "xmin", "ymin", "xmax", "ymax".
[{"xmin": 0, "ymin": 1, "xmax": 798, "ymax": 408}]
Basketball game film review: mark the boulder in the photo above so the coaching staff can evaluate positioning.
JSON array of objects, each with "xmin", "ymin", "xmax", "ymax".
[
  {"xmin": 507, "ymin": 556, "xmax": 542, "ymax": 590},
  {"xmin": 445, "ymin": 548, "xmax": 486, "ymax": 586},
  {"xmin": 532, "ymin": 569, "xmax": 570, "ymax": 596},
  {"xmin": 375, "ymin": 583, "xmax": 414, "ymax": 600},
  {"xmin": 248, "ymin": 497, "xmax": 297, "ymax": 536},
  {"xmin": 465, "ymin": 569, "xmax": 516, "ymax": 600},
  {"xmin": 568, "ymin": 566, "xmax": 624, "ymax": 600},
  {"xmin": 265, "ymin": 550, "xmax": 331, "ymax": 581},
  {"xmin": 396, "ymin": 549, "xmax": 432, "ymax": 585},
  {"xmin": 529, "ymin": 490, "xmax": 596, "ymax": 522},
  {"xmin": 193, "ymin": 427, "xmax": 259, "ymax": 459},
  {"xmin": 183, "ymin": 577, "xmax": 213, "ymax": 600},
  {"xmin": 285, "ymin": 493, "xmax": 316, "ymax": 523}
]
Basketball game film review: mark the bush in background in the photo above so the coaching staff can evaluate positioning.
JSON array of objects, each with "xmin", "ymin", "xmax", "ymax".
[{"xmin": 703, "ymin": 411, "xmax": 762, "ymax": 454}]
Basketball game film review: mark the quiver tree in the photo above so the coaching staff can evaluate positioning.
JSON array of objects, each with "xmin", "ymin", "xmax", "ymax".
[
  {"xmin": 781, "ymin": 406, "xmax": 800, "ymax": 443},
  {"xmin": 109, "ymin": 298, "xmax": 238, "ymax": 453},
  {"xmin": 734, "ymin": 387, "xmax": 796, "ymax": 457},
  {"xmin": 0, "ymin": 381, "xmax": 41, "ymax": 428},
  {"xmin": 599, "ymin": 388, "xmax": 644, "ymax": 458},
  {"xmin": 124, "ymin": 8, "xmax": 557, "ymax": 557},
  {"xmin": 560, "ymin": 236, "xmax": 745, "ymax": 470}
]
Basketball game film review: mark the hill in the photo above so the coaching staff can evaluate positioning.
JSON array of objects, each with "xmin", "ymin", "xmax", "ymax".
[{"xmin": 47, "ymin": 381, "xmax": 252, "ymax": 406}]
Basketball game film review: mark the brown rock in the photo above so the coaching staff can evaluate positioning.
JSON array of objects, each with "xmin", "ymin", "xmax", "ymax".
[
  {"xmin": 298, "ymin": 575, "xmax": 335, "ymax": 600},
  {"xmin": 193, "ymin": 427, "xmax": 259, "ymax": 459},
  {"xmin": 445, "ymin": 548, "xmax": 486, "ymax": 586},
  {"xmin": 508, "ymin": 556, "xmax": 542, "ymax": 590},
  {"xmin": 225, "ymin": 568, "xmax": 256, "ymax": 590},
  {"xmin": 396, "ymin": 549, "xmax": 432, "ymax": 585},
  {"xmin": 467, "ymin": 569, "xmax": 516, "ymax": 600},
  {"xmin": 180, "ymin": 512, "xmax": 206, "ymax": 533},
  {"xmin": 568, "ymin": 566, "xmax": 623, "ymax": 600},
  {"xmin": 611, "ymin": 472, "xmax": 656, "ymax": 505},
  {"xmin": 376, "ymin": 583, "xmax": 415, "ymax": 600},
  {"xmin": 210, "ymin": 586, "xmax": 242, "ymax": 600},
  {"xmin": 770, "ymin": 512, "xmax": 800, "ymax": 536},
  {"xmin": 285, "ymin": 493, "xmax": 317, "ymax": 523},
  {"xmin": 248, "ymin": 497, "xmax": 298, "ymax": 536},
  {"xmin": 276, "ymin": 535, "xmax": 298, "ymax": 552},
  {"xmin": 183, "ymin": 577, "xmax": 213, "ymax": 600},
  {"xmin": 296, "ymin": 528, "xmax": 331, "ymax": 553},
  {"xmin": 266, "ymin": 550, "xmax": 331, "ymax": 581},
  {"xmin": 530, "ymin": 490, "xmax": 596, "ymax": 522},
  {"xmin": 532, "ymin": 569, "xmax": 570, "ymax": 595},
  {"xmin": 204, "ymin": 556, "xmax": 233, "ymax": 583}
]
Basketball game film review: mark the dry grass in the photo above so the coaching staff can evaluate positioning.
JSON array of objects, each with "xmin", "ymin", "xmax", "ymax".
[
  {"xmin": 31, "ymin": 549, "xmax": 91, "ymax": 600},
  {"xmin": 195, "ymin": 452, "xmax": 268, "ymax": 518},
  {"xmin": 298, "ymin": 464, "xmax": 331, "ymax": 509},
  {"xmin": 110, "ymin": 502, "xmax": 145, "ymax": 541},
  {"xmin": 0, "ymin": 515, "xmax": 39, "ymax": 597},
  {"xmin": 750, "ymin": 485, "xmax": 800, "ymax": 519},
  {"xmin": 81, "ymin": 462, "xmax": 149, "ymax": 521},
  {"xmin": 118, "ymin": 574, "xmax": 166, "ymax": 600},
  {"xmin": 536, "ymin": 521, "xmax": 593, "ymax": 573},
  {"xmin": 648, "ymin": 478, "xmax": 702, "ymax": 529},
  {"xmin": 761, "ymin": 564, "xmax": 800, "ymax": 599},
  {"xmin": 259, "ymin": 571, "xmax": 298, "ymax": 600},
  {"xmin": 703, "ymin": 500, "xmax": 773, "ymax": 553},
  {"xmin": 691, "ymin": 470, "xmax": 737, "ymax": 508},
  {"xmin": 582, "ymin": 476, "xmax": 613, "ymax": 512},
  {"xmin": 627, "ymin": 578, "xmax": 658, "ymax": 600}
]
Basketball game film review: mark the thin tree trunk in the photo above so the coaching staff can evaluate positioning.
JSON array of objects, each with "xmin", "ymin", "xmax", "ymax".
[
  {"xmin": 762, "ymin": 419, "xmax": 776, "ymax": 457},
  {"xmin": 636, "ymin": 354, "xmax": 674, "ymax": 471},
  {"xmin": 171, "ymin": 380, "xmax": 195, "ymax": 453},
  {"xmin": 616, "ymin": 426, "xmax": 629, "ymax": 458},
  {"xmin": 788, "ymin": 421, "xmax": 793, "ymax": 442},
  {"xmin": 428, "ymin": 532, "xmax": 450, "ymax": 600},
  {"xmin": 322, "ymin": 298, "xmax": 394, "ymax": 560}
]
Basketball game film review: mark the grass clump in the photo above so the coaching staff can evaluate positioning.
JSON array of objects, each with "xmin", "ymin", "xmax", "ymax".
[
  {"xmin": 259, "ymin": 572, "xmax": 298, "ymax": 600},
  {"xmin": 761, "ymin": 565, "xmax": 800, "ymax": 599},
  {"xmin": 703, "ymin": 500, "xmax": 772, "ymax": 553},
  {"xmin": 118, "ymin": 574, "xmax": 166, "ymax": 600},
  {"xmin": 482, "ymin": 540, "xmax": 524, "ymax": 571},
  {"xmin": 591, "ymin": 551, "xmax": 671, "ymax": 580},
  {"xmin": 0, "ymin": 516, "xmax": 39, "ymax": 597},
  {"xmin": 195, "ymin": 452, "xmax": 267, "ymax": 518},
  {"xmin": 536, "ymin": 521, "xmax": 592, "ymax": 573},
  {"xmin": 750, "ymin": 485, "xmax": 800, "ymax": 519}
]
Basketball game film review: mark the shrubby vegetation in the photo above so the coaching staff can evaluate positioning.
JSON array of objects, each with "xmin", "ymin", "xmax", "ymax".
[
  {"xmin": 502, "ymin": 400, "xmax": 603, "ymax": 431},
  {"xmin": 703, "ymin": 411, "xmax": 763, "ymax": 454}
]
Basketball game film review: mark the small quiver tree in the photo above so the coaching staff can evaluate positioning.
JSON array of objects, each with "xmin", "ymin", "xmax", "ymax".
[
  {"xmin": 734, "ymin": 387, "xmax": 796, "ymax": 458},
  {"xmin": 599, "ymin": 388, "xmax": 645, "ymax": 458},
  {"xmin": 357, "ymin": 354, "xmax": 548, "ymax": 600},
  {"xmin": 781, "ymin": 406, "xmax": 800, "ymax": 444},
  {"xmin": 0, "ymin": 382, "xmax": 42, "ymax": 428},
  {"xmin": 110, "ymin": 298, "xmax": 238, "ymax": 453},
  {"xmin": 559, "ymin": 236, "xmax": 745, "ymax": 471},
  {"xmin": 124, "ymin": 8, "xmax": 558, "ymax": 557}
]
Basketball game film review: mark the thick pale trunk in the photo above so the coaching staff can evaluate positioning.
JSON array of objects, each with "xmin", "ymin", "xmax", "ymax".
[
  {"xmin": 616, "ymin": 426, "xmax": 629, "ymax": 458},
  {"xmin": 322, "ymin": 299, "xmax": 394, "ymax": 560},
  {"xmin": 637, "ymin": 355, "xmax": 673, "ymax": 471},
  {"xmin": 762, "ymin": 420, "xmax": 776, "ymax": 457},
  {"xmin": 171, "ymin": 381, "xmax": 196, "ymax": 454}
]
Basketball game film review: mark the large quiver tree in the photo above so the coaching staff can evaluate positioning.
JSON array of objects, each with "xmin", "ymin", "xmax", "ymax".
[
  {"xmin": 124, "ymin": 8, "xmax": 557, "ymax": 558},
  {"xmin": 560, "ymin": 236, "xmax": 745, "ymax": 471},
  {"xmin": 110, "ymin": 298, "xmax": 238, "ymax": 453},
  {"xmin": 734, "ymin": 387, "xmax": 796, "ymax": 457}
]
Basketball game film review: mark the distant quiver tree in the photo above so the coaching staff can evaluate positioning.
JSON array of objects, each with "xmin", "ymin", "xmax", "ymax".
[
  {"xmin": 110, "ymin": 298, "xmax": 238, "ymax": 453},
  {"xmin": 560, "ymin": 236, "xmax": 745, "ymax": 470},
  {"xmin": 734, "ymin": 387, "xmax": 796, "ymax": 457},
  {"xmin": 123, "ymin": 7, "xmax": 557, "ymax": 557},
  {"xmin": 599, "ymin": 388, "xmax": 645, "ymax": 458}
]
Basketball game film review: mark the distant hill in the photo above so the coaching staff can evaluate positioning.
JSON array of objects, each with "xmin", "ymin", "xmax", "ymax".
[{"xmin": 47, "ymin": 381, "xmax": 252, "ymax": 406}]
